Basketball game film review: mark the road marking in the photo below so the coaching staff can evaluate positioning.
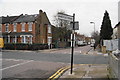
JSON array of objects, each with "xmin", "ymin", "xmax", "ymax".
[
  {"xmin": 48, "ymin": 66, "xmax": 71, "ymax": 80},
  {"xmin": 2, "ymin": 58, "xmax": 34, "ymax": 62},
  {"xmin": 0, "ymin": 60, "xmax": 33, "ymax": 71},
  {"xmin": 48, "ymin": 64, "xmax": 88, "ymax": 80}
]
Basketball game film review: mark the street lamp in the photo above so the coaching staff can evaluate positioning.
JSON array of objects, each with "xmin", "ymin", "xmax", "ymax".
[
  {"xmin": 90, "ymin": 22, "xmax": 95, "ymax": 50},
  {"xmin": 90, "ymin": 22, "xmax": 95, "ymax": 34}
]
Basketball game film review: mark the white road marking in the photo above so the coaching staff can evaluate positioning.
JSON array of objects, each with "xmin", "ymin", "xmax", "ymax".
[
  {"xmin": 0, "ymin": 60, "xmax": 33, "ymax": 71},
  {"xmin": 2, "ymin": 58, "xmax": 33, "ymax": 61}
]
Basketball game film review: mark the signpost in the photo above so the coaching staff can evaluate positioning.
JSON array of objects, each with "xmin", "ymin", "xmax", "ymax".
[
  {"xmin": 70, "ymin": 14, "xmax": 79, "ymax": 74},
  {"xmin": 71, "ymin": 13, "xmax": 75, "ymax": 74},
  {"xmin": 58, "ymin": 13, "xmax": 73, "ymax": 21},
  {"xmin": 58, "ymin": 12, "xmax": 79, "ymax": 74},
  {"xmin": 70, "ymin": 21, "xmax": 79, "ymax": 30}
]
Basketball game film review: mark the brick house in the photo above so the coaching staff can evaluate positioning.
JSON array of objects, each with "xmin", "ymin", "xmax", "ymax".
[
  {"xmin": 112, "ymin": 22, "xmax": 120, "ymax": 39},
  {"xmin": 0, "ymin": 10, "xmax": 52, "ymax": 45}
]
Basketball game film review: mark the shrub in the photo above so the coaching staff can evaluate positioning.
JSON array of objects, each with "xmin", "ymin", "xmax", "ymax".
[{"xmin": 4, "ymin": 43, "xmax": 48, "ymax": 50}]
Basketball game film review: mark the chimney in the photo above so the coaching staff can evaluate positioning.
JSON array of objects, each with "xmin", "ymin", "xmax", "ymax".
[{"xmin": 39, "ymin": 10, "xmax": 43, "ymax": 14}]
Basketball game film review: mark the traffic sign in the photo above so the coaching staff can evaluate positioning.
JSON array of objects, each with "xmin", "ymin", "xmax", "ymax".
[
  {"xmin": 70, "ymin": 21, "xmax": 79, "ymax": 30},
  {"xmin": 58, "ymin": 13, "xmax": 73, "ymax": 21}
]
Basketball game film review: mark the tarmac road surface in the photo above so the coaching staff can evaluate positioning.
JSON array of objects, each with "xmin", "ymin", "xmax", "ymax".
[
  {"xmin": 1, "ymin": 59, "xmax": 67, "ymax": 78},
  {"xmin": 1, "ymin": 45, "xmax": 108, "ymax": 78}
]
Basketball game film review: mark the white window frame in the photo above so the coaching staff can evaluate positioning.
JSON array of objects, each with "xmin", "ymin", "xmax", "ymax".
[
  {"xmin": 48, "ymin": 37, "xmax": 52, "ymax": 45},
  {"xmin": 25, "ymin": 36, "xmax": 28, "ymax": 43},
  {"xmin": 21, "ymin": 36, "xmax": 24, "ymax": 43},
  {"xmin": 21, "ymin": 23, "xmax": 25, "ymax": 32},
  {"xmin": 48, "ymin": 25, "xmax": 51, "ymax": 33},
  {"xmin": 20, "ymin": 35, "xmax": 33, "ymax": 44},
  {"xmin": 29, "ymin": 36, "xmax": 33, "ymax": 44},
  {"xmin": 12, "ymin": 36, "xmax": 17, "ymax": 43},
  {"xmin": 13, "ymin": 23, "xmax": 17, "ymax": 32},
  {"xmin": 5, "ymin": 23, "xmax": 9, "ymax": 32},
  {"xmin": 28, "ymin": 22, "xmax": 33, "ymax": 31}
]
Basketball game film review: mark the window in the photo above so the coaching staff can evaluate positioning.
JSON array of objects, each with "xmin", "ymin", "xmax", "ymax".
[
  {"xmin": 48, "ymin": 25, "xmax": 51, "ymax": 33},
  {"xmin": 48, "ymin": 37, "xmax": 52, "ymax": 45},
  {"xmin": 0, "ymin": 24, "xmax": 2, "ymax": 32},
  {"xmin": 28, "ymin": 22, "xmax": 33, "ymax": 31},
  {"xmin": 25, "ymin": 36, "xmax": 28, "ymax": 43},
  {"xmin": 21, "ymin": 36, "xmax": 24, "ymax": 43},
  {"xmin": 12, "ymin": 36, "xmax": 17, "ymax": 43},
  {"xmin": 29, "ymin": 36, "xmax": 32, "ymax": 44},
  {"xmin": 12, "ymin": 38, "xmax": 15, "ymax": 43},
  {"xmin": 13, "ymin": 23, "xmax": 17, "ymax": 32},
  {"xmin": 5, "ymin": 24, "xmax": 9, "ymax": 32},
  {"xmin": 21, "ymin": 23, "xmax": 25, "ymax": 31}
]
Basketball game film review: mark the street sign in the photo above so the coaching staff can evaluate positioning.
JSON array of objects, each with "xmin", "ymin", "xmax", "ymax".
[
  {"xmin": 58, "ymin": 13, "xmax": 73, "ymax": 21},
  {"xmin": 71, "ymin": 34, "xmax": 75, "ymax": 47},
  {"xmin": 70, "ymin": 21, "xmax": 79, "ymax": 30}
]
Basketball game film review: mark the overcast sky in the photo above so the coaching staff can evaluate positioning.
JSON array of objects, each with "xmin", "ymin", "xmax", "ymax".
[{"xmin": 0, "ymin": 0, "xmax": 119, "ymax": 36}]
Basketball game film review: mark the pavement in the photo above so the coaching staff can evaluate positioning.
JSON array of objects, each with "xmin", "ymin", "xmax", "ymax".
[
  {"xmin": 59, "ymin": 64, "xmax": 109, "ymax": 79},
  {"xmin": 48, "ymin": 49, "xmax": 110, "ymax": 80}
]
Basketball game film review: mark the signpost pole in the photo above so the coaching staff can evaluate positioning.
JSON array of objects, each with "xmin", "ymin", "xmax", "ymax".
[{"xmin": 71, "ymin": 13, "xmax": 75, "ymax": 74}]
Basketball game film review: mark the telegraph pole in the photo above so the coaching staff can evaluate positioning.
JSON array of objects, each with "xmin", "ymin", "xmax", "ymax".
[{"xmin": 71, "ymin": 13, "xmax": 75, "ymax": 74}]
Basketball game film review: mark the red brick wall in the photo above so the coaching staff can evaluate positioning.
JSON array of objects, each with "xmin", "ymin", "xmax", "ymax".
[
  {"xmin": 2, "ymin": 22, "xmax": 36, "ymax": 44},
  {"xmin": 9, "ymin": 24, "xmax": 13, "ymax": 32},
  {"xmin": 32, "ymin": 23, "xmax": 35, "ymax": 43},
  {"xmin": 2, "ymin": 24, "xmax": 5, "ymax": 32},
  {"xmin": 17, "ymin": 23, "xmax": 21, "ymax": 32},
  {"xmin": 25, "ymin": 23, "xmax": 28, "ymax": 32}
]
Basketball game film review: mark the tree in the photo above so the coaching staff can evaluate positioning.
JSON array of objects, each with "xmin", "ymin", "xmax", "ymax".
[
  {"xmin": 53, "ymin": 10, "xmax": 70, "ymax": 29},
  {"xmin": 100, "ymin": 10, "xmax": 113, "ymax": 40},
  {"xmin": 52, "ymin": 25, "xmax": 71, "ymax": 43},
  {"xmin": 91, "ymin": 31, "xmax": 100, "ymax": 48},
  {"xmin": 52, "ymin": 11, "xmax": 72, "ymax": 42}
]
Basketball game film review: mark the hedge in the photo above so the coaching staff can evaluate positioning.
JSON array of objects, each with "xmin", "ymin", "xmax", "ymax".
[{"xmin": 3, "ymin": 43, "xmax": 49, "ymax": 50}]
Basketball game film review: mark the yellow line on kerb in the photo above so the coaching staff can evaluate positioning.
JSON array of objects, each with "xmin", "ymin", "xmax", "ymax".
[
  {"xmin": 47, "ymin": 66, "xmax": 70, "ymax": 80},
  {"xmin": 49, "ymin": 67, "xmax": 65, "ymax": 79},
  {"xmin": 54, "ymin": 66, "xmax": 71, "ymax": 79},
  {"xmin": 47, "ymin": 64, "xmax": 93, "ymax": 80}
]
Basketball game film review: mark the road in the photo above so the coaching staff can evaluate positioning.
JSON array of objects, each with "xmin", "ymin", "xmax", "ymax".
[{"xmin": 1, "ymin": 45, "xmax": 108, "ymax": 79}]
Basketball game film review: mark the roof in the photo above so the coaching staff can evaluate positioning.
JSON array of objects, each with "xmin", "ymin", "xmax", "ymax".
[
  {"xmin": 0, "ymin": 15, "xmax": 22, "ymax": 24},
  {"xmin": 114, "ymin": 22, "xmax": 120, "ymax": 28},
  {"xmin": 14, "ymin": 14, "xmax": 38, "ymax": 23}
]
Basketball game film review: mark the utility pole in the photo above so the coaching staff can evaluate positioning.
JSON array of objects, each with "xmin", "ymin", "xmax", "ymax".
[
  {"xmin": 71, "ymin": 13, "xmax": 75, "ymax": 74},
  {"xmin": 90, "ymin": 22, "xmax": 95, "ymax": 34}
]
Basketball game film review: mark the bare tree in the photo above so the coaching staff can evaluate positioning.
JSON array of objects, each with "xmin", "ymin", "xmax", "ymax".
[
  {"xmin": 52, "ymin": 11, "xmax": 72, "ymax": 47},
  {"xmin": 52, "ymin": 10, "xmax": 70, "ymax": 29},
  {"xmin": 53, "ymin": 10, "xmax": 65, "ymax": 27},
  {"xmin": 91, "ymin": 31, "xmax": 100, "ymax": 48}
]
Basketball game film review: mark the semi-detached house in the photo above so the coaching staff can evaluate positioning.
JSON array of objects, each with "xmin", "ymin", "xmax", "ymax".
[{"xmin": 0, "ymin": 10, "xmax": 52, "ymax": 45}]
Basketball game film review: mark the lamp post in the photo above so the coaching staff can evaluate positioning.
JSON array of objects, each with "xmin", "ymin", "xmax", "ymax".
[
  {"xmin": 90, "ymin": 22, "xmax": 96, "ymax": 50},
  {"xmin": 90, "ymin": 22, "xmax": 95, "ymax": 34}
]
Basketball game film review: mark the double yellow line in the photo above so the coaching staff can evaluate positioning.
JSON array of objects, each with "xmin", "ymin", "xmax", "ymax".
[
  {"xmin": 47, "ymin": 64, "xmax": 89, "ymax": 80},
  {"xmin": 47, "ymin": 66, "xmax": 71, "ymax": 80}
]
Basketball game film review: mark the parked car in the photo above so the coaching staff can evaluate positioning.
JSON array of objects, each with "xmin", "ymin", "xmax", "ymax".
[
  {"xmin": 77, "ymin": 41, "xmax": 86, "ymax": 46},
  {"xmin": 90, "ymin": 43, "xmax": 94, "ymax": 47}
]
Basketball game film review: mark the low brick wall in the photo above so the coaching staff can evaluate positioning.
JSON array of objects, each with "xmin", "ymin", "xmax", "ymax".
[{"xmin": 108, "ymin": 53, "xmax": 120, "ymax": 80}]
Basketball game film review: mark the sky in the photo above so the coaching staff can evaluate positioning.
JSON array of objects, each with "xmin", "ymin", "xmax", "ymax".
[{"xmin": 0, "ymin": 0, "xmax": 119, "ymax": 37}]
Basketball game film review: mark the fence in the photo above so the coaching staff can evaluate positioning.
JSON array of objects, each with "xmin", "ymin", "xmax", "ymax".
[
  {"xmin": 108, "ymin": 53, "xmax": 120, "ymax": 80},
  {"xmin": 104, "ymin": 39, "xmax": 118, "ymax": 51}
]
